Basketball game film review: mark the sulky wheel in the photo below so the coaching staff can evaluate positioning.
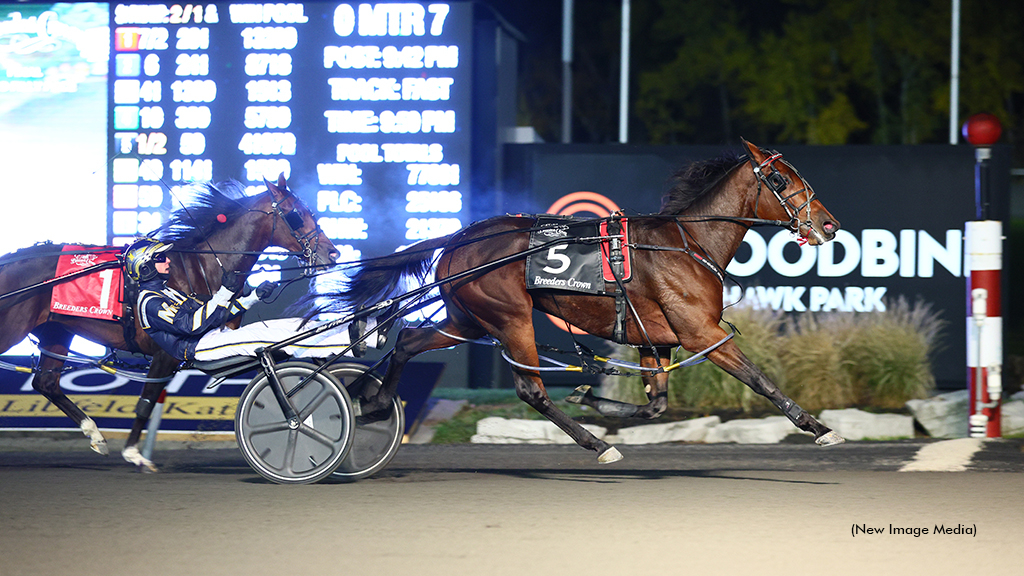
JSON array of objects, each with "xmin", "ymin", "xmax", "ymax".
[
  {"xmin": 235, "ymin": 362, "xmax": 354, "ymax": 484},
  {"xmin": 328, "ymin": 363, "xmax": 405, "ymax": 482}
]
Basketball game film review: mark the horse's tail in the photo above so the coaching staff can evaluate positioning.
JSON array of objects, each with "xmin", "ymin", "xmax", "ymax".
[
  {"xmin": 303, "ymin": 235, "xmax": 453, "ymax": 319},
  {"xmin": 347, "ymin": 235, "xmax": 453, "ymax": 307}
]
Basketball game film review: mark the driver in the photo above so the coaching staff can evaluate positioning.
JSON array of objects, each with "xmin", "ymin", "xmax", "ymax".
[{"xmin": 123, "ymin": 237, "xmax": 375, "ymax": 362}]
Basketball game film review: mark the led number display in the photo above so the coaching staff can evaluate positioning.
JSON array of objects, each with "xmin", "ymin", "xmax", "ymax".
[{"xmin": 109, "ymin": 2, "xmax": 473, "ymax": 269}]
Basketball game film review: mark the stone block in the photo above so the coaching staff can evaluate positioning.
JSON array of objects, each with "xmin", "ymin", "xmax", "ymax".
[
  {"xmin": 617, "ymin": 416, "xmax": 721, "ymax": 445},
  {"xmin": 1001, "ymin": 400, "xmax": 1024, "ymax": 436},
  {"xmin": 703, "ymin": 416, "xmax": 800, "ymax": 444},
  {"xmin": 818, "ymin": 408, "xmax": 914, "ymax": 440},
  {"xmin": 905, "ymin": 390, "xmax": 969, "ymax": 438},
  {"xmin": 471, "ymin": 417, "xmax": 606, "ymax": 444}
]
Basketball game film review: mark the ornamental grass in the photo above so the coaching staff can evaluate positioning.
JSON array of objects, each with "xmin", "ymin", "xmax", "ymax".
[
  {"xmin": 665, "ymin": 306, "xmax": 784, "ymax": 413},
  {"xmin": 598, "ymin": 297, "xmax": 941, "ymax": 413},
  {"xmin": 840, "ymin": 297, "xmax": 943, "ymax": 409}
]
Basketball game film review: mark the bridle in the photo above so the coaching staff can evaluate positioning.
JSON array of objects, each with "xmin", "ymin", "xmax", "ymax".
[
  {"xmin": 748, "ymin": 151, "xmax": 824, "ymax": 244},
  {"xmin": 268, "ymin": 197, "xmax": 330, "ymax": 277}
]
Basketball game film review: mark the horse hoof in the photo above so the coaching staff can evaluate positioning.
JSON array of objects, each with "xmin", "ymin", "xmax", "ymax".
[
  {"xmin": 598, "ymin": 446, "xmax": 623, "ymax": 464},
  {"xmin": 565, "ymin": 385, "xmax": 591, "ymax": 405},
  {"xmin": 816, "ymin": 431, "xmax": 845, "ymax": 447},
  {"xmin": 122, "ymin": 447, "xmax": 159, "ymax": 473},
  {"xmin": 80, "ymin": 419, "xmax": 108, "ymax": 455}
]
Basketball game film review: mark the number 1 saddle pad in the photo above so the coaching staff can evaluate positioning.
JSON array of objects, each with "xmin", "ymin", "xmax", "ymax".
[
  {"xmin": 525, "ymin": 216, "xmax": 631, "ymax": 295},
  {"xmin": 50, "ymin": 246, "xmax": 124, "ymax": 321}
]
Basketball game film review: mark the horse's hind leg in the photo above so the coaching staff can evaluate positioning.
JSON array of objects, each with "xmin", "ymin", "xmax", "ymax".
[
  {"xmin": 498, "ymin": 330, "xmax": 621, "ymax": 463},
  {"xmin": 121, "ymin": 351, "xmax": 177, "ymax": 472},
  {"xmin": 707, "ymin": 337, "xmax": 844, "ymax": 446},
  {"xmin": 358, "ymin": 323, "xmax": 478, "ymax": 417},
  {"xmin": 510, "ymin": 365, "xmax": 622, "ymax": 463},
  {"xmin": 31, "ymin": 323, "xmax": 109, "ymax": 455},
  {"xmin": 565, "ymin": 347, "xmax": 670, "ymax": 419}
]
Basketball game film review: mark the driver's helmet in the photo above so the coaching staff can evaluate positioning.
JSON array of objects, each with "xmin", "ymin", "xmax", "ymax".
[{"xmin": 123, "ymin": 238, "xmax": 173, "ymax": 282}]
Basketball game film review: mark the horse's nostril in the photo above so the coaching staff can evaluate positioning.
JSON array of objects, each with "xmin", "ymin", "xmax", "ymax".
[{"xmin": 823, "ymin": 221, "xmax": 835, "ymax": 232}]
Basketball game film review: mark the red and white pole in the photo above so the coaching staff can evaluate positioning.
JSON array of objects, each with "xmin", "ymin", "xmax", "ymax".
[
  {"xmin": 966, "ymin": 221, "xmax": 1002, "ymax": 437},
  {"xmin": 963, "ymin": 113, "xmax": 1003, "ymax": 438}
]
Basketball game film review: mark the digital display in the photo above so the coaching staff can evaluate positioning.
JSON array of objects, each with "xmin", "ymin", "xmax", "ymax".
[
  {"xmin": 0, "ymin": 2, "xmax": 474, "ymax": 355},
  {"xmin": 0, "ymin": 3, "xmax": 109, "ymax": 257},
  {"xmin": 107, "ymin": 1, "xmax": 473, "ymax": 276}
]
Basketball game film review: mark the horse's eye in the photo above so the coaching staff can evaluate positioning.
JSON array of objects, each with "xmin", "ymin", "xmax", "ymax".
[
  {"xmin": 766, "ymin": 171, "xmax": 787, "ymax": 193},
  {"xmin": 285, "ymin": 210, "xmax": 304, "ymax": 231}
]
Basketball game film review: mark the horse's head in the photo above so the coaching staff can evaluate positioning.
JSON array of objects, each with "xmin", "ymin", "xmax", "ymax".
[
  {"xmin": 262, "ymin": 173, "xmax": 339, "ymax": 273},
  {"xmin": 742, "ymin": 139, "xmax": 839, "ymax": 245}
]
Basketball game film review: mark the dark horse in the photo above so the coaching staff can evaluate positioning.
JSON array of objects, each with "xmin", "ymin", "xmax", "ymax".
[
  {"xmin": 0, "ymin": 175, "xmax": 337, "ymax": 470},
  {"xmin": 327, "ymin": 140, "xmax": 844, "ymax": 463}
]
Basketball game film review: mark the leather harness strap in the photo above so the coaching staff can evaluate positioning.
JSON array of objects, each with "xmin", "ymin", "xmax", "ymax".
[{"xmin": 604, "ymin": 216, "xmax": 630, "ymax": 344}]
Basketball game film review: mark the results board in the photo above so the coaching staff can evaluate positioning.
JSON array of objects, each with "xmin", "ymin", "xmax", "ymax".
[{"xmin": 107, "ymin": 1, "xmax": 473, "ymax": 272}]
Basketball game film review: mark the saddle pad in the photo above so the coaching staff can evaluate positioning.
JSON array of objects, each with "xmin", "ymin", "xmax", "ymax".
[
  {"xmin": 526, "ymin": 216, "xmax": 630, "ymax": 295},
  {"xmin": 50, "ymin": 246, "xmax": 124, "ymax": 321}
]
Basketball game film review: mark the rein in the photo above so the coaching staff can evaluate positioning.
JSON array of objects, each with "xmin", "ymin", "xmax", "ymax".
[
  {"xmin": 0, "ymin": 246, "xmax": 121, "ymax": 267},
  {"xmin": 0, "ymin": 259, "xmax": 121, "ymax": 304}
]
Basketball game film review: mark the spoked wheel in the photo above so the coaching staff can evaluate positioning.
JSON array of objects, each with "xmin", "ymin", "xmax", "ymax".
[
  {"xmin": 328, "ymin": 363, "xmax": 405, "ymax": 482},
  {"xmin": 235, "ymin": 362, "xmax": 354, "ymax": 484}
]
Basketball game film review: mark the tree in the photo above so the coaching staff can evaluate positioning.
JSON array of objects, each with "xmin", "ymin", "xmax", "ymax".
[{"xmin": 499, "ymin": 0, "xmax": 1024, "ymax": 156}]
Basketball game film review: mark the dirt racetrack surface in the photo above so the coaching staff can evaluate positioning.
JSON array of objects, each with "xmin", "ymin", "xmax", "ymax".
[{"xmin": 1, "ymin": 441, "xmax": 1022, "ymax": 576}]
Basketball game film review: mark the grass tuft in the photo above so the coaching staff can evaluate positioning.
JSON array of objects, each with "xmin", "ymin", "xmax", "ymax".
[{"xmin": 599, "ymin": 297, "xmax": 942, "ymax": 413}]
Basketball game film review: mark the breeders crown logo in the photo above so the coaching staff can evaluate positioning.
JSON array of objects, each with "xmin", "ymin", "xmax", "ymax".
[
  {"xmin": 539, "ymin": 225, "xmax": 568, "ymax": 238},
  {"xmin": 69, "ymin": 254, "xmax": 99, "ymax": 267}
]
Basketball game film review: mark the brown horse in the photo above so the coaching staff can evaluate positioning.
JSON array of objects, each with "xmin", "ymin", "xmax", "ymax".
[
  {"xmin": 326, "ymin": 140, "xmax": 844, "ymax": 463},
  {"xmin": 0, "ymin": 175, "xmax": 337, "ymax": 470}
]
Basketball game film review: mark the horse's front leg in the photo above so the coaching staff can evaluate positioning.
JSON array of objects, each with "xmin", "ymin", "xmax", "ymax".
[
  {"xmin": 705, "ymin": 336, "xmax": 844, "ymax": 446},
  {"xmin": 564, "ymin": 347, "xmax": 671, "ymax": 419},
  {"xmin": 122, "ymin": 351, "xmax": 178, "ymax": 472}
]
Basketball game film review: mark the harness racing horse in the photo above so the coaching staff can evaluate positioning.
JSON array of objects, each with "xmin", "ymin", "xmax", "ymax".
[
  {"xmin": 0, "ymin": 175, "xmax": 337, "ymax": 470},
  {"xmin": 325, "ymin": 140, "xmax": 844, "ymax": 463}
]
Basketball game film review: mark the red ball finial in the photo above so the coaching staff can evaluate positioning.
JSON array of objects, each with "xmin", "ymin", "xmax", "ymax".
[{"xmin": 962, "ymin": 113, "xmax": 1002, "ymax": 146}]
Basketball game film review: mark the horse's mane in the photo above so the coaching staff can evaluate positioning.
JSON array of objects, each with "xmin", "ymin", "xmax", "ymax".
[
  {"xmin": 659, "ymin": 149, "xmax": 746, "ymax": 215},
  {"xmin": 0, "ymin": 242, "xmax": 63, "ymax": 266},
  {"xmin": 153, "ymin": 181, "xmax": 251, "ymax": 248}
]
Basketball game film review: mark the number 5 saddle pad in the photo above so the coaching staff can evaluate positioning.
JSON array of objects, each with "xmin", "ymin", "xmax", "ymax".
[
  {"xmin": 50, "ymin": 246, "xmax": 124, "ymax": 321},
  {"xmin": 525, "ymin": 216, "xmax": 631, "ymax": 295}
]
